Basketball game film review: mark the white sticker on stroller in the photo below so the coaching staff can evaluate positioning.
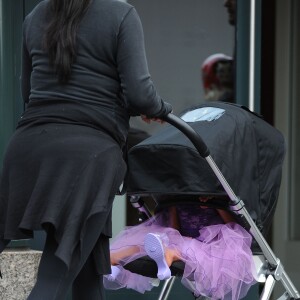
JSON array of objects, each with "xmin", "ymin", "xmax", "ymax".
[{"xmin": 181, "ymin": 107, "xmax": 225, "ymax": 122}]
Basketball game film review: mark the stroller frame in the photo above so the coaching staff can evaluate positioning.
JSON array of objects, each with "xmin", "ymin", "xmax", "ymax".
[{"xmin": 127, "ymin": 113, "xmax": 299, "ymax": 300}]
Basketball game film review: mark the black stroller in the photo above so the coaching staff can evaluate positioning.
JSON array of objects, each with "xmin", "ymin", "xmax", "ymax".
[{"xmin": 121, "ymin": 102, "xmax": 299, "ymax": 300}]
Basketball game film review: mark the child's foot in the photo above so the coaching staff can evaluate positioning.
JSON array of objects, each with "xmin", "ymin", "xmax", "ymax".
[
  {"xmin": 144, "ymin": 233, "xmax": 171, "ymax": 280},
  {"xmin": 106, "ymin": 265, "xmax": 121, "ymax": 281}
]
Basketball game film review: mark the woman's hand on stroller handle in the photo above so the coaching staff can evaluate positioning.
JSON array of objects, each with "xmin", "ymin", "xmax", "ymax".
[
  {"xmin": 161, "ymin": 113, "xmax": 210, "ymax": 158},
  {"xmin": 141, "ymin": 115, "xmax": 166, "ymax": 124},
  {"xmin": 140, "ymin": 113, "xmax": 210, "ymax": 158}
]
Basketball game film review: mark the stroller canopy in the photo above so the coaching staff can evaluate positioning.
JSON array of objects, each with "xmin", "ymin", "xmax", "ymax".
[{"xmin": 127, "ymin": 102, "xmax": 285, "ymax": 233}]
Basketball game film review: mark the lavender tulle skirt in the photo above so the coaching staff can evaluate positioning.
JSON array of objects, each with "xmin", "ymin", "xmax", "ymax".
[{"xmin": 104, "ymin": 213, "xmax": 256, "ymax": 299}]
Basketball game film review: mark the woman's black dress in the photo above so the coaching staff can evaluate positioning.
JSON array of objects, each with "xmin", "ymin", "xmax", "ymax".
[{"xmin": 0, "ymin": 121, "xmax": 126, "ymax": 272}]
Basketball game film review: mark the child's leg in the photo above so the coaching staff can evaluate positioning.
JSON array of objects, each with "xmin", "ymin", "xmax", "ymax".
[
  {"xmin": 107, "ymin": 245, "xmax": 142, "ymax": 281},
  {"xmin": 110, "ymin": 240, "xmax": 180, "ymax": 267},
  {"xmin": 164, "ymin": 247, "xmax": 181, "ymax": 266},
  {"xmin": 110, "ymin": 246, "xmax": 140, "ymax": 265}
]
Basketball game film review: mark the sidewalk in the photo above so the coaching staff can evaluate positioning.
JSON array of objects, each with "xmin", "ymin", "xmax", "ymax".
[{"xmin": 0, "ymin": 248, "xmax": 41, "ymax": 300}]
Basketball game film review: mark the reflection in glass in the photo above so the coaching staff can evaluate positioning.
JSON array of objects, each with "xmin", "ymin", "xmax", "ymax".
[{"xmin": 128, "ymin": 0, "xmax": 235, "ymax": 133}]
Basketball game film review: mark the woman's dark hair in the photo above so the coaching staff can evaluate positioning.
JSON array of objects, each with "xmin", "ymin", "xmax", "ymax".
[{"xmin": 44, "ymin": 0, "xmax": 91, "ymax": 83}]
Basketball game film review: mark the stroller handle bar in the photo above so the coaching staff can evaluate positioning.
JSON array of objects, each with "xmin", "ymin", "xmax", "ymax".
[{"xmin": 162, "ymin": 113, "xmax": 210, "ymax": 158}]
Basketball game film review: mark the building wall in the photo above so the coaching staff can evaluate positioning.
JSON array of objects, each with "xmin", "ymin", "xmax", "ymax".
[{"xmin": 128, "ymin": 0, "xmax": 235, "ymax": 134}]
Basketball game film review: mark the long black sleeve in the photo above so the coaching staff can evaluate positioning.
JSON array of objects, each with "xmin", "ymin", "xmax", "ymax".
[{"xmin": 116, "ymin": 8, "xmax": 172, "ymax": 118}]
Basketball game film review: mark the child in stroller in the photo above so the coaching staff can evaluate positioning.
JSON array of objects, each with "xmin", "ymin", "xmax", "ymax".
[{"xmin": 103, "ymin": 195, "xmax": 256, "ymax": 300}]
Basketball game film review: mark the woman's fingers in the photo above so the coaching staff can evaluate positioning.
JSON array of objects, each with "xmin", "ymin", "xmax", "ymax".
[{"xmin": 140, "ymin": 115, "xmax": 165, "ymax": 124}]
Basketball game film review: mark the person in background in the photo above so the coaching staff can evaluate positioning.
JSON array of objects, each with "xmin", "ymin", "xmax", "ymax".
[
  {"xmin": 224, "ymin": 0, "xmax": 237, "ymax": 26},
  {"xmin": 202, "ymin": 53, "xmax": 235, "ymax": 102},
  {"xmin": 0, "ymin": 0, "xmax": 172, "ymax": 299}
]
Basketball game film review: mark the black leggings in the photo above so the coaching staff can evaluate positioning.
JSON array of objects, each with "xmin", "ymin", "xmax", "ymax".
[{"xmin": 27, "ymin": 218, "xmax": 106, "ymax": 300}]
